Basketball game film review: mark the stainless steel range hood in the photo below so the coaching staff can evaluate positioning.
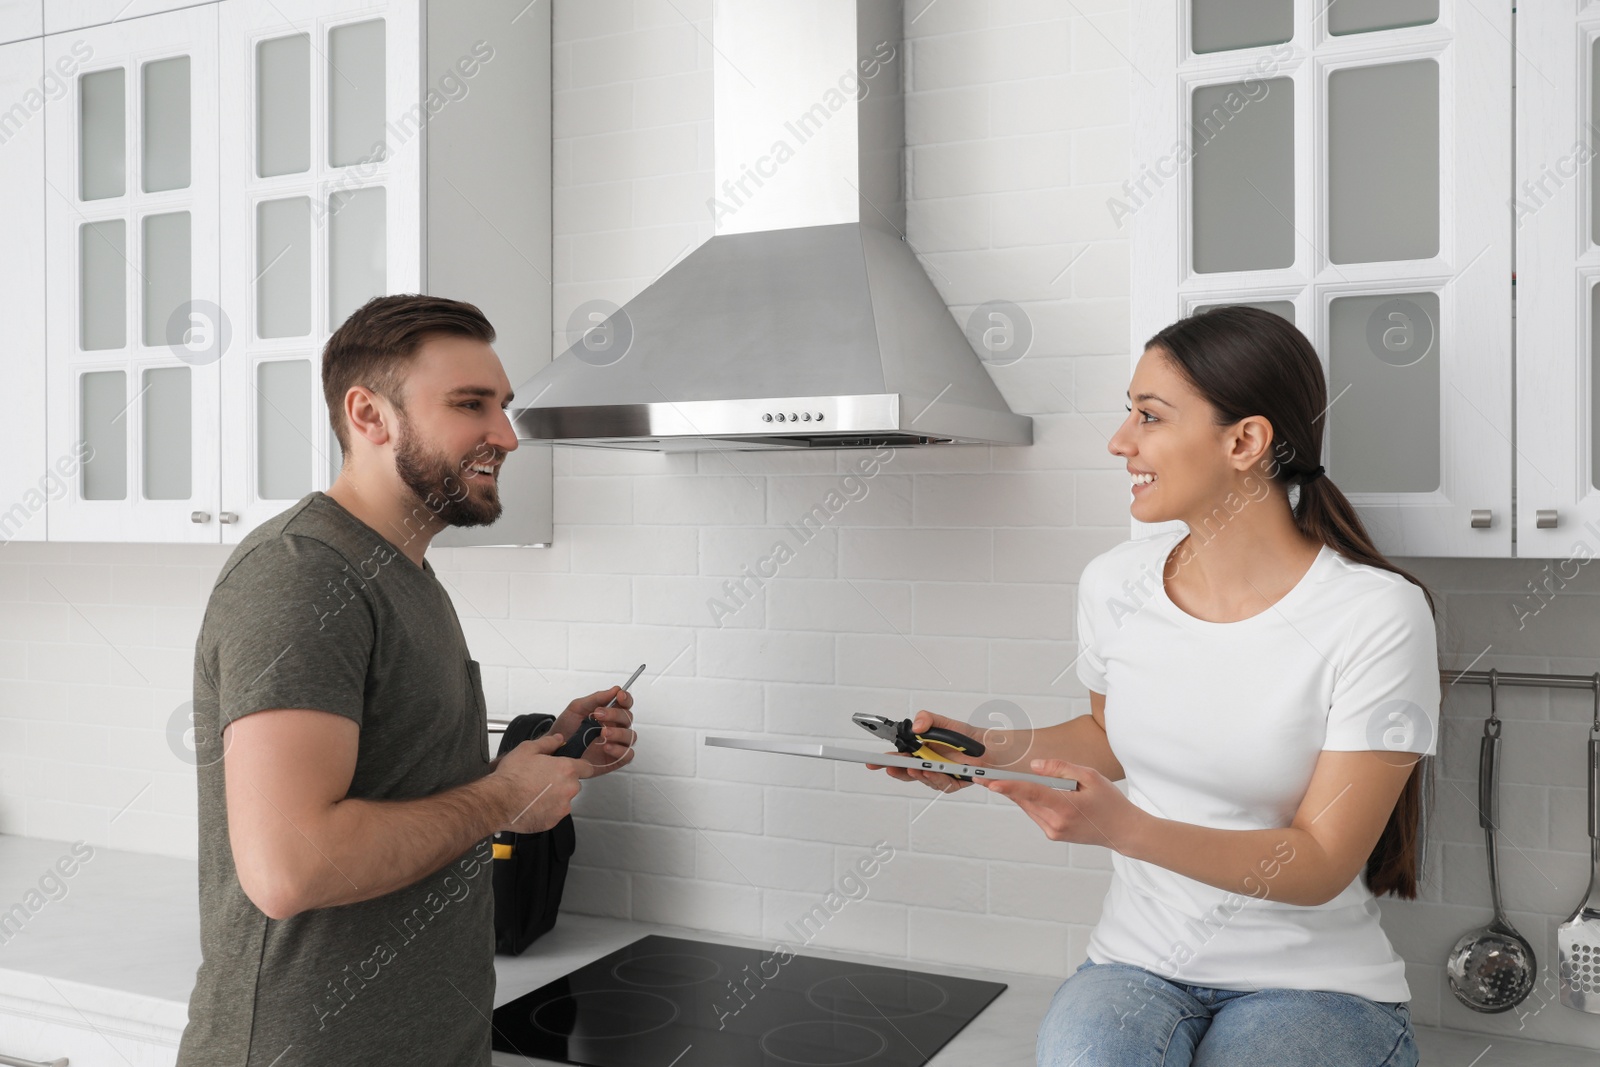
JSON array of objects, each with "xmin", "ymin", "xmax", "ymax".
[{"xmin": 510, "ymin": 0, "xmax": 1032, "ymax": 451}]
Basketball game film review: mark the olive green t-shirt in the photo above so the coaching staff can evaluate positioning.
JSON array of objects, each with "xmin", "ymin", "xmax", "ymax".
[{"xmin": 177, "ymin": 492, "xmax": 496, "ymax": 1067}]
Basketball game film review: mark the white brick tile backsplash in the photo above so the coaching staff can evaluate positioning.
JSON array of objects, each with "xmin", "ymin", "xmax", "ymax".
[
  {"xmin": 568, "ymin": 219, "xmax": 704, "ymax": 280},
  {"xmin": 570, "ymin": 771, "xmax": 631, "ymax": 821},
  {"xmin": 910, "ymin": 795, "xmax": 1071, "ymax": 866},
  {"xmin": 622, "ymin": 723, "xmax": 699, "ymax": 778},
  {"xmin": 987, "ymin": 861, "xmax": 1112, "ymax": 924},
  {"xmin": 988, "ymin": 640, "xmax": 1082, "ymax": 704},
  {"xmin": 633, "ymin": 0, "xmax": 711, "ymax": 30},
  {"xmin": 554, "ymin": 82, "xmax": 633, "ymax": 137},
  {"xmin": 763, "ymin": 785, "xmax": 911, "ymax": 851},
  {"xmin": 508, "ymin": 572, "xmax": 632, "ymax": 622},
  {"xmin": 634, "ymin": 773, "xmax": 763, "ymax": 834},
  {"xmin": 914, "ymin": 582, "xmax": 1072, "ymax": 640},
  {"xmin": 991, "ymin": 526, "xmax": 1122, "ymax": 580},
  {"xmin": 567, "ymin": 24, "xmax": 700, "ymax": 89},
  {"xmin": 630, "ymin": 168, "xmax": 713, "ymax": 227},
  {"xmin": 569, "ymin": 525, "xmax": 698, "ymax": 573},
  {"xmin": 763, "ymin": 890, "xmax": 908, "ymax": 957},
  {"xmin": 695, "ymin": 830, "xmax": 833, "ymax": 891},
  {"xmin": 552, "ymin": 0, "xmax": 635, "ymax": 43},
  {"xmin": 623, "ymin": 673, "xmax": 763, "ymax": 731},
  {"xmin": 907, "ymin": 906, "xmax": 1070, "ymax": 976},
  {"xmin": 700, "ymin": 526, "xmax": 839, "ymax": 579},
  {"xmin": 836, "ymin": 633, "xmax": 988, "ymax": 692},
  {"xmin": 988, "ymin": 355, "xmax": 1078, "ymax": 415},
  {"xmin": 914, "ymin": 472, "xmax": 1074, "ymax": 527},
  {"xmin": 553, "ymin": 475, "xmax": 633, "ymax": 524},
  {"xmin": 764, "ymin": 682, "xmax": 908, "ymax": 736},
  {"xmin": 28, "ymin": 563, "xmax": 113, "ymax": 604},
  {"xmin": 562, "ymin": 864, "xmax": 632, "ymax": 918},
  {"xmin": 631, "ymin": 872, "xmax": 762, "ymax": 936},
  {"xmin": 459, "ymin": 617, "xmax": 566, "ymax": 669},
  {"xmin": 905, "ymin": 85, "xmax": 989, "ymax": 144},
  {"xmin": 633, "ymin": 475, "xmax": 765, "ymax": 525},
  {"xmin": 765, "ymin": 579, "xmax": 914, "ymax": 635},
  {"xmin": 698, "ymin": 629, "xmax": 834, "ymax": 684},
  {"xmin": 578, "ymin": 819, "xmax": 697, "ymax": 877},
  {"xmin": 909, "ymin": 23, "xmax": 1074, "ymax": 91},
  {"xmin": 912, "ymin": 134, "xmax": 1070, "ymax": 199},
  {"xmin": 838, "ymin": 528, "xmax": 993, "ymax": 582},
  {"xmin": 630, "ymin": 70, "xmax": 711, "ymax": 129},
  {"xmin": 849, "ymin": 848, "xmax": 989, "ymax": 912},
  {"xmin": 635, "ymin": 575, "xmax": 765, "ymax": 629},
  {"xmin": 569, "ymin": 623, "xmax": 694, "ymax": 675},
  {"xmin": 764, "ymin": 474, "xmax": 914, "ymax": 528}
]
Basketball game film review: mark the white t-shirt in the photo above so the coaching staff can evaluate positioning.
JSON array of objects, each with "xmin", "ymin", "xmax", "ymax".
[{"xmin": 1076, "ymin": 528, "xmax": 1439, "ymax": 1003}]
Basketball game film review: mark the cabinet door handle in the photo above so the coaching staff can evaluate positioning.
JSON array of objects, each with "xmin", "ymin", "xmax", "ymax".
[
  {"xmin": 0, "ymin": 1052, "xmax": 70, "ymax": 1067},
  {"xmin": 1470, "ymin": 509, "xmax": 1493, "ymax": 529},
  {"xmin": 1536, "ymin": 509, "xmax": 1558, "ymax": 529},
  {"xmin": 190, "ymin": 511, "xmax": 211, "ymax": 524},
  {"xmin": 218, "ymin": 512, "xmax": 238, "ymax": 524}
]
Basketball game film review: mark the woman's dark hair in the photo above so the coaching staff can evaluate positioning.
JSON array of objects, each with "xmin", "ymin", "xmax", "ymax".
[{"xmin": 1145, "ymin": 304, "xmax": 1435, "ymax": 900}]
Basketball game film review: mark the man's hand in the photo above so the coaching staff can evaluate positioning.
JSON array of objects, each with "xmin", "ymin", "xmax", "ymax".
[
  {"xmin": 550, "ymin": 685, "xmax": 637, "ymax": 775},
  {"xmin": 491, "ymin": 730, "xmax": 592, "ymax": 833}
]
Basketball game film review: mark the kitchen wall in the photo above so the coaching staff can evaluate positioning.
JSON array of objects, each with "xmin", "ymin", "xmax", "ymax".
[{"xmin": 1, "ymin": 0, "xmax": 1598, "ymax": 1050}]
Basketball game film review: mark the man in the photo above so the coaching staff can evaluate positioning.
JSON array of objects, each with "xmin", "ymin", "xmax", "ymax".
[{"xmin": 176, "ymin": 294, "xmax": 636, "ymax": 1066}]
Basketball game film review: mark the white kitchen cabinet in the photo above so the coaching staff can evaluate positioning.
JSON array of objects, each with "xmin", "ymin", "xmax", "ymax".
[
  {"xmin": 0, "ymin": 1, "xmax": 40, "ymax": 43},
  {"xmin": 0, "ymin": 36, "xmax": 48, "ymax": 544},
  {"xmin": 1132, "ymin": 1, "xmax": 1514, "ymax": 557},
  {"xmin": 217, "ymin": 0, "xmax": 552, "ymax": 546},
  {"xmin": 33, "ymin": 0, "xmax": 551, "ymax": 545},
  {"xmin": 43, "ymin": 5, "xmax": 223, "ymax": 543},
  {"xmin": 0, "ymin": 1013, "xmax": 177, "ymax": 1067},
  {"xmin": 217, "ymin": 0, "xmax": 423, "ymax": 535},
  {"xmin": 45, "ymin": 1, "xmax": 215, "ymax": 37},
  {"xmin": 1513, "ymin": 6, "xmax": 1600, "ymax": 557}
]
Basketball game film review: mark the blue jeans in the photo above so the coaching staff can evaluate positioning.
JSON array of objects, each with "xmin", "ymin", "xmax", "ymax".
[{"xmin": 1036, "ymin": 959, "xmax": 1418, "ymax": 1067}]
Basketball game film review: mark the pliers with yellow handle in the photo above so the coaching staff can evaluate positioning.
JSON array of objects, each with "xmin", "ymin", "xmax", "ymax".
[{"xmin": 852, "ymin": 712, "xmax": 986, "ymax": 780}]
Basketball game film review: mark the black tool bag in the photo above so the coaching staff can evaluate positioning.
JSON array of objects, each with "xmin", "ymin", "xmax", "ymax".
[{"xmin": 491, "ymin": 713, "xmax": 577, "ymax": 955}]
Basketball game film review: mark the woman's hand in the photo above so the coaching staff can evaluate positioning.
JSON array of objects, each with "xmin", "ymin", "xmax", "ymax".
[
  {"xmin": 864, "ymin": 711, "xmax": 987, "ymax": 793},
  {"xmin": 983, "ymin": 758, "xmax": 1144, "ymax": 852}
]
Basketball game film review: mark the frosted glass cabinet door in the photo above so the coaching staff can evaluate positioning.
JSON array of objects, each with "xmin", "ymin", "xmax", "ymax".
[
  {"xmin": 1133, "ymin": 0, "xmax": 1512, "ymax": 556},
  {"xmin": 43, "ymin": 6, "xmax": 222, "ymax": 543},
  {"xmin": 219, "ymin": 0, "xmax": 421, "ymax": 541}
]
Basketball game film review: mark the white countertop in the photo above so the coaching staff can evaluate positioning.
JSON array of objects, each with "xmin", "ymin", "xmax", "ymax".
[{"xmin": 0, "ymin": 834, "xmax": 1594, "ymax": 1066}]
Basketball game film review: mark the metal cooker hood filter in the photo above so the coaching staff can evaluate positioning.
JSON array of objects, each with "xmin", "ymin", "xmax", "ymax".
[{"xmin": 510, "ymin": 0, "xmax": 1032, "ymax": 451}]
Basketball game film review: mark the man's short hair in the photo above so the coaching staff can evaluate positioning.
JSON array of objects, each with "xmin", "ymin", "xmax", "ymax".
[{"xmin": 321, "ymin": 294, "xmax": 496, "ymax": 454}]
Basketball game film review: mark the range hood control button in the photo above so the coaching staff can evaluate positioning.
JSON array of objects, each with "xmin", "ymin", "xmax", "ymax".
[
  {"xmin": 789, "ymin": 412, "xmax": 798, "ymax": 421},
  {"xmin": 762, "ymin": 413, "xmax": 773, "ymax": 422},
  {"xmin": 802, "ymin": 412, "xmax": 812, "ymax": 421},
  {"xmin": 775, "ymin": 413, "xmax": 786, "ymax": 422},
  {"xmin": 816, "ymin": 412, "xmax": 824, "ymax": 422}
]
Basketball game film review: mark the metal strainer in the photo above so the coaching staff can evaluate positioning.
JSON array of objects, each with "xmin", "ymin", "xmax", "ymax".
[{"xmin": 1446, "ymin": 669, "xmax": 1537, "ymax": 1012}]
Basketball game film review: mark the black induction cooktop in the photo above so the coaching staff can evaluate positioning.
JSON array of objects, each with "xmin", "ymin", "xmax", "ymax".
[{"xmin": 490, "ymin": 935, "xmax": 1007, "ymax": 1066}]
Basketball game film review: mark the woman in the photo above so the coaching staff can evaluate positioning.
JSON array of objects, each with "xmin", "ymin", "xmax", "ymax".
[{"xmin": 877, "ymin": 306, "xmax": 1438, "ymax": 1066}]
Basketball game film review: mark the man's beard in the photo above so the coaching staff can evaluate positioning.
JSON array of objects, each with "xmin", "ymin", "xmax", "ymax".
[{"xmin": 392, "ymin": 410, "xmax": 503, "ymax": 528}]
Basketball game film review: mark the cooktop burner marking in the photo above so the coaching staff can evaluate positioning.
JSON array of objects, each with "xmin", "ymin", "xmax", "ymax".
[
  {"xmin": 805, "ymin": 973, "xmax": 951, "ymax": 1020},
  {"xmin": 530, "ymin": 988, "xmax": 679, "ymax": 1040},
  {"xmin": 611, "ymin": 952, "xmax": 723, "ymax": 988},
  {"xmin": 759, "ymin": 1020, "xmax": 889, "ymax": 1066}
]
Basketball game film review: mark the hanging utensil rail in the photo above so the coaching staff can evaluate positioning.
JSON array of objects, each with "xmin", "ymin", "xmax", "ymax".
[{"xmin": 1443, "ymin": 667, "xmax": 1600, "ymax": 692}]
